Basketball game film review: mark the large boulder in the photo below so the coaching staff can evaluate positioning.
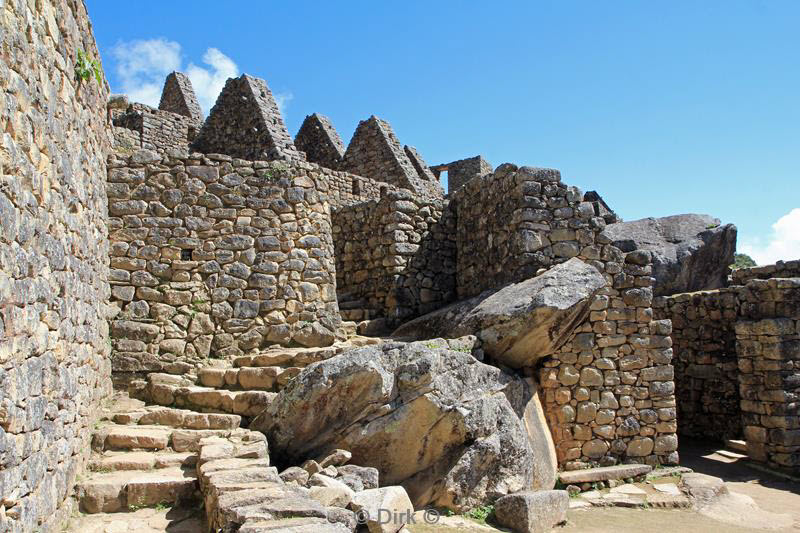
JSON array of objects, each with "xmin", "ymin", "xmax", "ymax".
[
  {"xmin": 251, "ymin": 339, "xmax": 557, "ymax": 510},
  {"xmin": 600, "ymin": 214, "xmax": 736, "ymax": 296},
  {"xmin": 392, "ymin": 258, "xmax": 606, "ymax": 368}
]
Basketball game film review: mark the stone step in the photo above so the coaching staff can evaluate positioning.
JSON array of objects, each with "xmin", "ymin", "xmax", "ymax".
[
  {"xmin": 725, "ymin": 439, "xmax": 748, "ymax": 454},
  {"xmin": 232, "ymin": 338, "xmax": 381, "ymax": 369},
  {"xmin": 337, "ymin": 298, "xmax": 367, "ymax": 310},
  {"xmin": 558, "ymin": 464, "xmax": 653, "ymax": 485},
  {"xmin": 93, "ymin": 425, "xmax": 172, "ymax": 451},
  {"xmin": 93, "ymin": 424, "xmax": 243, "ymax": 453},
  {"xmin": 90, "ymin": 451, "xmax": 197, "ymax": 472},
  {"xmin": 77, "ymin": 467, "xmax": 199, "ymax": 513},
  {"xmin": 341, "ymin": 308, "xmax": 377, "ymax": 321},
  {"xmin": 112, "ymin": 405, "xmax": 242, "ymax": 430},
  {"xmin": 131, "ymin": 382, "xmax": 275, "ymax": 417},
  {"xmin": 197, "ymin": 366, "xmax": 301, "ymax": 392}
]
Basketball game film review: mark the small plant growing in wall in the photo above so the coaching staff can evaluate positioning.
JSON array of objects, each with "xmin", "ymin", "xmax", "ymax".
[{"xmin": 74, "ymin": 50, "xmax": 103, "ymax": 86}]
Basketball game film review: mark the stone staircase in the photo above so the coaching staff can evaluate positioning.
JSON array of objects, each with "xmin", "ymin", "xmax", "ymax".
[
  {"xmin": 128, "ymin": 337, "xmax": 383, "ymax": 418},
  {"xmin": 72, "ymin": 336, "xmax": 386, "ymax": 531}
]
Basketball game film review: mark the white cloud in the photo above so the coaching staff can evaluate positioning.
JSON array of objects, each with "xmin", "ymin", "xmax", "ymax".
[
  {"xmin": 111, "ymin": 38, "xmax": 181, "ymax": 107},
  {"xmin": 274, "ymin": 92, "xmax": 294, "ymax": 118},
  {"xmin": 110, "ymin": 39, "xmax": 294, "ymax": 119},
  {"xmin": 740, "ymin": 208, "xmax": 800, "ymax": 265},
  {"xmin": 185, "ymin": 48, "xmax": 238, "ymax": 114}
]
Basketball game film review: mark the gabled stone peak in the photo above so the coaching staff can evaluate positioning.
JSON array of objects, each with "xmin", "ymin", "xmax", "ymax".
[
  {"xmin": 158, "ymin": 71, "xmax": 203, "ymax": 124},
  {"xmin": 192, "ymin": 74, "xmax": 304, "ymax": 162},
  {"xmin": 342, "ymin": 115, "xmax": 431, "ymax": 193},
  {"xmin": 403, "ymin": 144, "xmax": 437, "ymax": 183},
  {"xmin": 294, "ymin": 113, "xmax": 346, "ymax": 169}
]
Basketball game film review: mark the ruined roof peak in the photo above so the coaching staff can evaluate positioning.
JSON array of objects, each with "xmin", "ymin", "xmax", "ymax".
[{"xmin": 158, "ymin": 71, "xmax": 203, "ymax": 124}]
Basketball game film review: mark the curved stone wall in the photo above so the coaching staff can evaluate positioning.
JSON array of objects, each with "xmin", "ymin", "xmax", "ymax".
[{"xmin": 107, "ymin": 153, "xmax": 340, "ymax": 371}]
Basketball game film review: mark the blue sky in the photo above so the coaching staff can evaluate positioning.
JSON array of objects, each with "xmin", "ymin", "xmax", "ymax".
[{"xmin": 87, "ymin": 0, "xmax": 800, "ymax": 265}]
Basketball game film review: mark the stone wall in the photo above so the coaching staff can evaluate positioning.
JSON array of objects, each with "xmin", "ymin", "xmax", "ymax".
[
  {"xmin": 732, "ymin": 259, "xmax": 800, "ymax": 285},
  {"xmin": 111, "ymin": 102, "xmax": 197, "ymax": 154},
  {"xmin": 341, "ymin": 116, "xmax": 443, "ymax": 198},
  {"xmin": 432, "ymin": 155, "xmax": 493, "ymax": 194},
  {"xmin": 449, "ymin": 165, "xmax": 676, "ymax": 467},
  {"xmin": 107, "ymin": 150, "xmax": 341, "ymax": 372},
  {"xmin": 653, "ymin": 289, "xmax": 741, "ymax": 441},
  {"xmin": 158, "ymin": 71, "xmax": 204, "ymax": 125},
  {"xmin": 193, "ymin": 75, "xmax": 304, "ymax": 162},
  {"xmin": 655, "ymin": 276, "xmax": 800, "ymax": 473},
  {"xmin": 0, "ymin": 1, "xmax": 112, "ymax": 531},
  {"xmin": 324, "ymin": 168, "xmax": 394, "ymax": 208},
  {"xmin": 294, "ymin": 113, "xmax": 346, "ymax": 170},
  {"xmin": 736, "ymin": 278, "xmax": 800, "ymax": 474},
  {"xmin": 539, "ymin": 251, "xmax": 678, "ymax": 468},
  {"xmin": 332, "ymin": 191, "xmax": 456, "ymax": 325},
  {"xmin": 453, "ymin": 164, "xmax": 602, "ymax": 299}
]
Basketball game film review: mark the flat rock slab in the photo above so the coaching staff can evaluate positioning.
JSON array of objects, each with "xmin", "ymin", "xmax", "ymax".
[
  {"xmin": 558, "ymin": 464, "xmax": 652, "ymax": 484},
  {"xmin": 609, "ymin": 484, "xmax": 647, "ymax": 495},
  {"xmin": 103, "ymin": 426, "xmax": 171, "ymax": 450},
  {"xmin": 645, "ymin": 466, "xmax": 692, "ymax": 480},
  {"xmin": 653, "ymin": 483, "xmax": 682, "ymax": 496}
]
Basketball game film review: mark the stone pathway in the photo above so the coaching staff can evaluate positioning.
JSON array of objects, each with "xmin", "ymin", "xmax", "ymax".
[
  {"xmin": 66, "ymin": 336, "xmax": 394, "ymax": 532},
  {"xmin": 64, "ymin": 505, "xmax": 204, "ymax": 533}
]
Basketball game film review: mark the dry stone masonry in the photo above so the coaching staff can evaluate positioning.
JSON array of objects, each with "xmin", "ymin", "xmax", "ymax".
[
  {"xmin": 656, "ymin": 272, "xmax": 800, "ymax": 474},
  {"xmin": 111, "ymin": 102, "xmax": 199, "ymax": 154},
  {"xmin": 1, "ymin": 1, "xmax": 112, "ymax": 531},
  {"xmin": 332, "ymin": 190, "xmax": 456, "ymax": 326},
  {"xmin": 341, "ymin": 115, "xmax": 443, "ymax": 198},
  {"xmin": 4, "ymin": 1, "xmax": 800, "ymax": 529},
  {"xmin": 193, "ymin": 74, "xmax": 305, "ymax": 162},
  {"xmin": 653, "ymin": 288, "xmax": 741, "ymax": 441},
  {"xmin": 294, "ymin": 113, "xmax": 346, "ymax": 169},
  {"xmin": 453, "ymin": 164, "xmax": 600, "ymax": 299},
  {"xmin": 107, "ymin": 152, "xmax": 341, "ymax": 372},
  {"xmin": 431, "ymin": 155, "xmax": 494, "ymax": 194},
  {"xmin": 158, "ymin": 71, "xmax": 204, "ymax": 125}
]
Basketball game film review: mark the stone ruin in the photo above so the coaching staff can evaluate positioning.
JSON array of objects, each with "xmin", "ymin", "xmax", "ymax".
[{"xmin": 2, "ymin": 2, "xmax": 799, "ymax": 532}]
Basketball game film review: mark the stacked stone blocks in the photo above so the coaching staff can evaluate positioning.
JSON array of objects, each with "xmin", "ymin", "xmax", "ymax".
[
  {"xmin": 294, "ymin": 113, "xmax": 346, "ymax": 169},
  {"xmin": 431, "ymin": 155, "xmax": 493, "ymax": 194},
  {"xmin": 1, "ymin": 1, "xmax": 112, "ymax": 531},
  {"xmin": 452, "ymin": 164, "xmax": 604, "ymax": 299},
  {"xmin": 736, "ymin": 278, "xmax": 800, "ymax": 473},
  {"xmin": 107, "ymin": 150, "xmax": 340, "ymax": 371},
  {"xmin": 332, "ymin": 191, "xmax": 456, "ymax": 324},
  {"xmin": 653, "ymin": 289, "xmax": 741, "ymax": 440},
  {"xmin": 539, "ymin": 251, "xmax": 678, "ymax": 468},
  {"xmin": 193, "ymin": 74, "xmax": 304, "ymax": 162},
  {"xmin": 112, "ymin": 102, "xmax": 199, "ymax": 154},
  {"xmin": 657, "ymin": 274, "xmax": 800, "ymax": 474},
  {"xmin": 158, "ymin": 71, "xmax": 204, "ymax": 125},
  {"xmin": 341, "ymin": 115, "xmax": 443, "ymax": 198}
]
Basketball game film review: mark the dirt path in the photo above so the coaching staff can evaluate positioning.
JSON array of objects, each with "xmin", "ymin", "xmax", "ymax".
[
  {"xmin": 411, "ymin": 439, "xmax": 800, "ymax": 532},
  {"xmin": 567, "ymin": 440, "xmax": 800, "ymax": 533}
]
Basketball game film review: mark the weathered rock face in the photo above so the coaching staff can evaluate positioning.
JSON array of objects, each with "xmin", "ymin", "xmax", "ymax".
[
  {"xmin": 600, "ymin": 214, "xmax": 737, "ymax": 296},
  {"xmin": 1, "ymin": 1, "xmax": 112, "ymax": 531},
  {"xmin": 251, "ymin": 339, "xmax": 557, "ymax": 510},
  {"xmin": 392, "ymin": 258, "xmax": 606, "ymax": 368}
]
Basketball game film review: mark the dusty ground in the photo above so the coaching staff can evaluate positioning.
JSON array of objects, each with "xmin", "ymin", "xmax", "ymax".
[
  {"xmin": 65, "ymin": 505, "xmax": 205, "ymax": 533},
  {"xmin": 410, "ymin": 439, "xmax": 800, "ymax": 533}
]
